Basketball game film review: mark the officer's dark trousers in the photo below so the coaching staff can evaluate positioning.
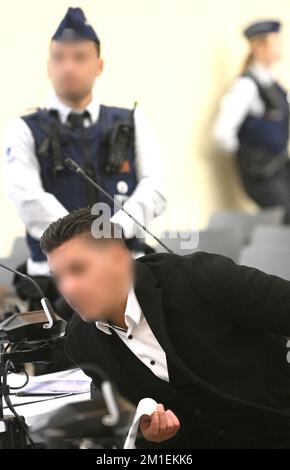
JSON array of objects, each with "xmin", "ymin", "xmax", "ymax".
[{"xmin": 240, "ymin": 161, "xmax": 290, "ymax": 224}]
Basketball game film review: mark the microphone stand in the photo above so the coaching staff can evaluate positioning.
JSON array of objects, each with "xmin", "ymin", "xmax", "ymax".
[{"xmin": 64, "ymin": 158, "xmax": 173, "ymax": 254}]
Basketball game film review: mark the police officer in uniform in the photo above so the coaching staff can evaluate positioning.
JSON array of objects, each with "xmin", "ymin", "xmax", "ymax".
[
  {"xmin": 4, "ymin": 8, "xmax": 166, "ymax": 317},
  {"xmin": 213, "ymin": 21, "xmax": 290, "ymax": 222}
]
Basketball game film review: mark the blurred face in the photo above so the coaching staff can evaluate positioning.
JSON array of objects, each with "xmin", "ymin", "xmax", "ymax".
[
  {"xmin": 48, "ymin": 40, "xmax": 103, "ymax": 102},
  {"xmin": 47, "ymin": 236, "xmax": 131, "ymax": 322},
  {"xmin": 252, "ymin": 32, "xmax": 282, "ymax": 66}
]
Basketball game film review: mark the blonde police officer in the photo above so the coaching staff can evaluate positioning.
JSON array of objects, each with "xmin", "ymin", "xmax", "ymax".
[{"xmin": 213, "ymin": 20, "xmax": 290, "ymax": 222}]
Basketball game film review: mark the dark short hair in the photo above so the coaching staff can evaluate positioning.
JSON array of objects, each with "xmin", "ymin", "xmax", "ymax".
[
  {"xmin": 40, "ymin": 206, "xmax": 125, "ymax": 255},
  {"xmin": 94, "ymin": 40, "xmax": 101, "ymax": 57}
]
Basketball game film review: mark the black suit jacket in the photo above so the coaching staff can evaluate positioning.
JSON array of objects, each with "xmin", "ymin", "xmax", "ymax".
[{"xmin": 65, "ymin": 252, "xmax": 290, "ymax": 448}]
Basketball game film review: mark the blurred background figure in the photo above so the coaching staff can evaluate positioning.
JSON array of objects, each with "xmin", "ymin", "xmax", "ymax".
[
  {"xmin": 213, "ymin": 20, "xmax": 290, "ymax": 222},
  {"xmin": 3, "ymin": 7, "xmax": 166, "ymax": 319}
]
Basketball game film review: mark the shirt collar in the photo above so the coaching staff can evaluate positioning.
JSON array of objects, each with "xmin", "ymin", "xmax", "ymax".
[
  {"xmin": 95, "ymin": 285, "xmax": 142, "ymax": 337},
  {"xmin": 249, "ymin": 62, "xmax": 274, "ymax": 86},
  {"xmin": 47, "ymin": 93, "xmax": 101, "ymax": 125}
]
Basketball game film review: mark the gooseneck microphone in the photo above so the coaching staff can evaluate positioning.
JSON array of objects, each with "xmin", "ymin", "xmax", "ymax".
[
  {"xmin": 64, "ymin": 157, "xmax": 173, "ymax": 254},
  {"xmin": 0, "ymin": 263, "xmax": 57, "ymax": 329}
]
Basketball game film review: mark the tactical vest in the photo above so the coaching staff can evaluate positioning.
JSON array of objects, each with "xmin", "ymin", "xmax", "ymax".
[
  {"xmin": 22, "ymin": 105, "xmax": 143, "ymax": 261},
  {"xmin": 237, "ymin": 71, "xmax": 290, "ymax": 178}
]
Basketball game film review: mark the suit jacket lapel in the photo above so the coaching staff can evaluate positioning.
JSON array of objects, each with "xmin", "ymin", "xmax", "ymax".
[{"xmin": 134, "ymin": 260, "xmax": 193, "ymax": 383}]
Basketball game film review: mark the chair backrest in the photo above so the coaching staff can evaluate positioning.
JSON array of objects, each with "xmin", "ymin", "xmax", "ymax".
[
  {"xmin": 0, "ymin": 237, "xmax": 29, "ymax": 292},
  {"xmin": 251, "ymin": 225, "xmax": 290, "ymax": 247},
  {"xmin": 0, "ymin": 258, "xmax": 18, "ymax": 290},
  {"xmin": 156, "ymin": 227, "xmax": 244, "ymax": 261},
  {"xmin": 155, "ymin": 231, "xmax": 199, "ymax": 256},
  {"xmin": 239, "ymin": 245, "xmax": 290, "ymax": 281},
  {"xmin": 10, "ymin": 237, "xmax": 29, "ymax": 259},
  {"xmin": 208, "ymin": 207, "xmax": 285, "ymax": 243}
]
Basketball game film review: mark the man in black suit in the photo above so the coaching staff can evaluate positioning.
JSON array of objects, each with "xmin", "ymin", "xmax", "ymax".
[{"xmin": 40, "ymin": 207, "xmax": 290, "ymax": 449}]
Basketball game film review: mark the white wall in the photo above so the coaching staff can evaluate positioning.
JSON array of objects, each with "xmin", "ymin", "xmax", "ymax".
[{"xmin": 1, "ymin": 0, "xmax": 290, "ymax": 255}]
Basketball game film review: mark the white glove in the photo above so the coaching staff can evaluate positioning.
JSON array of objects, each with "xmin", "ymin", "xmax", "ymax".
[
  {"xmin": 110, "ymin": 202, "xmax": 149, "ymax": 239},
  {"xmin": 110, "ymin": 209, "xmax": 136, "ymax": 239}
]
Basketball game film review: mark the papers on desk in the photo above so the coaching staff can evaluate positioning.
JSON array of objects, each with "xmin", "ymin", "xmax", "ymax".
[
  {"xmin": 3, "ymin": 393, "xmax": 74, "ymax": 409},
  {"xmin": 7, "ymin": 368, "xmax": 157, "ymax": 449},
  {"xmin": 3, "ymin": 369, "xmax": 91, "ymax": 431},
  {"xmin": 18, "ymin": 379, "xmax": 90, "ymax": 396},
  {"xmin": 10, "ymin": 368, "xmax": 91, "ymax": 397}
]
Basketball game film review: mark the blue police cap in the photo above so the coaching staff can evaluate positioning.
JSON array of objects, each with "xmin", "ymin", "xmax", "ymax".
[
  {"xmin": 52, "ymin": 7, "xmax": 100, "ymax": 45},
  {"xmin": 244, "ymin": 20, "xmax": 281, "ymax": 39}
]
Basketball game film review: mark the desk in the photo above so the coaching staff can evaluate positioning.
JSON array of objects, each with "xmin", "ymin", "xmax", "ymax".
[{"xmin": 0, "ymin": 369, "xmax": 91, "ymax": 433}]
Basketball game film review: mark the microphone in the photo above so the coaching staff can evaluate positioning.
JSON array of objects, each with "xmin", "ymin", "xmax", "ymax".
[
  {"xmin": 64, "ymin": 158, "xmax": 173, "ymax": 254},
  {"xmin": 0, "ymin": 263, "xmax": 57, "ymax": 329}
]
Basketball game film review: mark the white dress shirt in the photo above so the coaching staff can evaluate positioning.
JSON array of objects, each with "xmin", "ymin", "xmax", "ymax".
[
  {"xmin": 96, "ymin": 285, "xmax": 169, "ymax": 382},
  {"xmin": 4, "ymin": 95, "xmax": 167, "ymax": 275},
  {"xmin": 213, "ymin": 62, "xmax": 284, "ymax": 154}
]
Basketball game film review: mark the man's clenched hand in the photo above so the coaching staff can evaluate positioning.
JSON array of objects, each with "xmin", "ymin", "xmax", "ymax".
[{"xmin": 140, "ymin": 404, "xmax": 180, "ymax": 443}]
